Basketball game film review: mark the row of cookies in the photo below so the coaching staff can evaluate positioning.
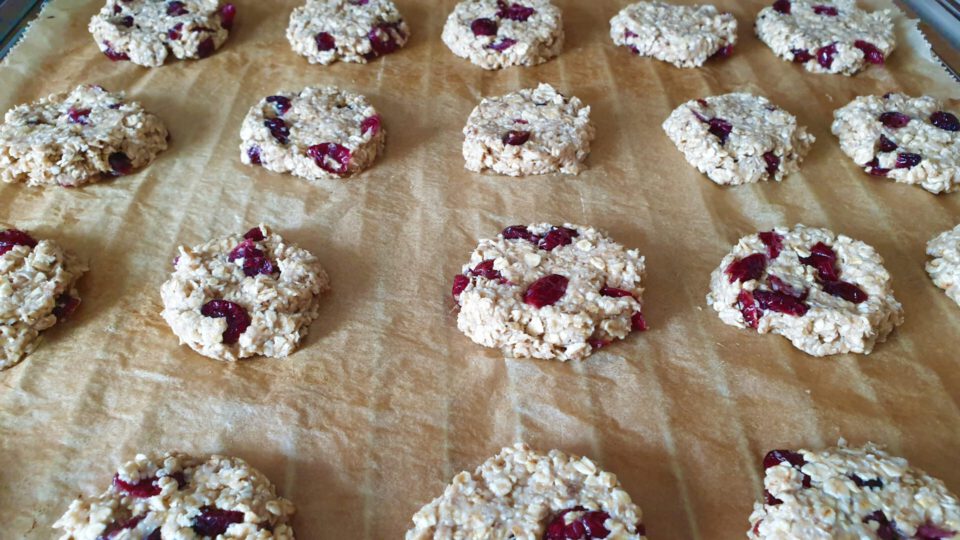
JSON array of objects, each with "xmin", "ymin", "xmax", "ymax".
[{"xmin": 52, "ymin": 442, "xmax": 960, "ymax": 538}]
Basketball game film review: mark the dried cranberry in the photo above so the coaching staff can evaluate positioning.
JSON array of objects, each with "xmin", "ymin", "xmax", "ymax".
[
  {"xmin": 470, "ymin": 18, "xmax": 498, "ymax": 36},
  {"xmin": 108, "ymin": 152, "xmax": 133, "ymax": 176},
  {"xmin": 264, "ymin": 118, "xmax": 289, "ymax": 144},
  {"xmin": 812, "ymin": 5, "xmax": 838, "ymax": 15},
  {"xmin": 762, "ymin": 152, "xmax": 780, "ymax": 177},
  {"xmin": 360, "ymin": 115, "xmax": 382, "ymax": 136},
  {"xmin": 600, "ymin": 286, "xmax": 634, "ymax": 298},
  {"xmin": 219, "ymin": 3, "xmax": 236, "ymax": 30},
  {"xmin": 754, "ymin": 289, "xmax": 809, "ymax": 316},
  {"xmin": 588, "ymin": 338, "xmax": 609, "ymax": 350},
  {"xmin": 791, "ymin": 48, "xmax": 813, "ymax": 63},
  {"xmin": 367, "ymin": 22, "xmax": 405, "ymax": 57},
  {"xmin": 737, "ymin": 290, "xmax": 760, "ymax": 328},
  {"xmin": 706, "ymin": 118, "xmax": 733, "ymax": 144},
  {"xmin": 452, "ymin": 274, "xmax": 470, "ymax": 299},
  {"xmin": 799, "ymin": 242, "xmax": 839, "ymax": 282},
  {"xmin": 113, "ymin": 474, "xmax": 161, "ymax": 497},
  {"xmin": 228, "ymin": 239, "xmax": 275, "ymax": 277},
  {"xmin": 543, "ymin": 507, "xmax": 611, "ymax": 539},
  {"xmin": 539, "ymin": 226, "xmax": 578, "ymax": 251},
  {"xmin": 817, "ymin": 43, "xmax": 837, "ymax": 69},
  {"xmin": 502, "ymin": 225, "xmax": 540, "ymax": 243},
  {"xmin": 865, "ymin": 157, "xmax": 890, "ymax": 176},
  {"xmin": 758, "ymin": 231, "xmax": 783, "ymax": 259},
  {"xmin": 488, "ymin": 38, "xmax": 517, "ymax": 51},
  {"xmin": 145, "ymin": 529, "xmax": 161, "ymax": 540},
  {"xmin": 930, "ymin": 111, "xmax": 960, "ymax": 132},
  {"xmin": 244, "ymin": 227, "xmax": 265, "ymax": 241},
  {"xmin": 822, "ymin": 280, "xmax": 868, "ymax": 303},
  {"xmin": 878, "ymin": 135, "xmax": 898, "ymax": 152},
  {"xmin": 862, "ymin": 511, "xmax": 902, "ymax": 540},
  {"xmin": 197, "ymin": 37, "xmax": 215, "ymax": 58},
  {"xmin": 497, "ymin": 0, "xmax": 535, "ymax": 21},
  {"xmin": 120, "ymin": 15, "xmax": 134, "ymax": 27},
  {"xmin": 200, "ymin": 300, "xmax": 251, "ymax": 344},
  {"xmin": 631, "ymin": 311, "xmax": 647, "ymax": 331},
  {"xmin": 767, "ymin": 276, "xmax": 807, "ymax": 301},
  {"xmin": 624, "ymin": 30, "xmax": 637, "ymax": 38},
  {"xmin": 849, "ymin": 474, "xmax": 883, "ymax": 489},
  {"xmin": 854, "ymin": 40, "xmax": 885, "ymax": 64},
  {"xmin": 167, "ymin": 1, "xmax": 188, "ymax": 16},
  {"xmin": 53, "ymin": 294, "xmax": 81, "ymax": 320},
  {"xmin": 772, "ymin": 0, "xmax": 791, "ymax": 14},
  {"xmin": 502, "ymin": 130, "xmax": 530, "ymax": 145},
  {"xmin": 468, "ymin": 259, "xmax": 505, "ymax": 282},
  {"xmin": 915, "ymin": 524, "xmax": 958, "ymax": 539},
  {"xmin": 725, "ymin": 253, "xmax": 766, "ymax": 283},
  {"xmin": 266, "ymin": 95, "xmax": 291, "ymax": 116},
  {"xmin": 895, "ymin": 152, "xmax": 921, "ymax": 169},
  {"xmin": 763, "ymin": 449, "xmax": 812, "ymax": 487},
  {"xmin": 524, "ymin": 274, "xmax": 568, "ymax": 308},
  {"xmin": 168, "ymin": 23, "xmax": 183, "ymax": 40},
  {"xmin": 879, "ymin": 111, "xmax": 911, "ymax": 128},
  {"xmin": 247, "ymin": 146, "xmax": 262, "ymax": 165},
  {"xmin": 316, "ymin": 32, "xmax": 336, "ymax": 51},
  {"xmin": 711, "ymin": 44, "xmax": 733, "ymax": 58},
  {"xmin": 102, "ymin": 41, "xmax": 129, "ymax": 61},
  {"xmin": 0, "ymin": 229, "xmax": 37, "ymax": 256},
  {"xmin": 308, "ymin": 143, "xmax": 352, "ymax": 176},
  {"xmin": 192, "ymin": 506, "xmax": 245, "ymax": 537},
  {"xmin": 98, "ymin": 515, "xmax": 143, "ymax": 539},
  {"xmin": 764, "ymin": 490, "xmax": 783, "ymax": 506}
]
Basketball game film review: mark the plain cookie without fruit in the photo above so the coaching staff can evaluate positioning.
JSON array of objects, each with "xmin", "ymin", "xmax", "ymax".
[
  {"xmin": 287, "ymin": 0, "xmax": 409, "ymax": 65},
  {"xmin": 160, "ymin": 224, "xmax": 330, "ymax": 361},
  {"xmin": 927, "ymin": 224, "xmax": 960, "ymax": 306},
  {"xmin": 442, "ymin": 0, "xmax": 563, "ymax": 70},
  {"xmin": 406, "ymin": 444, "xmax": 648, "ymax": 540}
]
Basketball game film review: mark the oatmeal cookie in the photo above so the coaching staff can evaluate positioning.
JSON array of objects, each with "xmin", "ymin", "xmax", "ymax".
[
  {"xmin": 442, "ymin": 0, "xmax": 563, "ymax": 70},
  {"xmin": 287, "ymin": 0, "xmax": 408, "ymax": 64},
  {"xmin": 927, "ymin": 224, "xmax": 960, "ymax": 306}
]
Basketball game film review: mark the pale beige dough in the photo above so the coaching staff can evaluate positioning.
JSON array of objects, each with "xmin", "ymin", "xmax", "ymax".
[{"xmin": 927, "ymin": 224, "xmax": 960, "ymax": 306}]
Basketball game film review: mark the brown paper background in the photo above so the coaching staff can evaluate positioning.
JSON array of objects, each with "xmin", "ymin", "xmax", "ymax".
[{"xmin": 1, "ymin": 0, "xmax": 959, "ymax": 538}]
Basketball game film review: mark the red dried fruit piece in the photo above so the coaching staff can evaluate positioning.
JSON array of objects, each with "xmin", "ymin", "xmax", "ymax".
[
  {"xmin": 711, "ymin": 44, "xmax": 734, "ymax": 59},
  {"xmin": 878, "ymin": 135, "xmax": 897, "ymax": 152},
  {"xmin": 145, "ymin": 529, "xmax": 161, "ymax": 540},
  {"xmin": 264, "ymin": 118, "xmax": 290, "ymax": 144},
  {"xmin": 600, "ymin": 286, "xmax": 634, "ymax": 298},
  {"xmin": 737, "ymin": 290, "xmax": 759, "ymax": 328},
  {"xmin": 758, "ymin": 231, "xmax": 783, "ymax": 259},
  {"xmin": 502, "ymin": 130, "xmax": 530, "ymax": 145},
  {"xmin": 543, "ymin": 507, "xmax": 611, "ymax": 539},
  {"xmin": 707, "ymin": 118, "xmax": 733, "ymax": 144},
  {"xmin": 915, "ymin": 524, "xmax": 958, "ymax": 539},
  {"xmin": 879, "ymin": 111, "xmax": 911, "ymax": 128},
  {"xmin": 470, "ymin": 18, "xmax": 498, "ymax": 36},
  {"xmin": 764, "ymin": 489, "xmax": 783, "ymax": 506},
  {"xmin": 266, "ymin": 95, "xmax": 291, "ymax": 116},
  {"xmin": 773, "ymin": 0, "xmax": 791, "ymax": 14},
  {"xmin": 791, "ymin": 48, "xmax": 813, "ymax": 63},
  {"xmin": 862, "ymin": 511, "xmax": 902, "ymax": 540},
  {"xmin": 0, "ymin": 228, "xmax": 38, "ymax": 256},
  {"xmin": 220, "ymin": 3, "xmax": 236, "ymax": 30},
  {"xmin": 767, "ymin": 275, "xmax": 807, "ymax": 301},
  {"xmin": 308, "ymin": 143, "xmax": 352, "ymax": 176},
  {"xmin": 228, "ymin": 239, "xmax": 275, "ymax": 277},
  {"xmin": 192, "ymin": 506, "xmax": 245, "ymax": 537},
  {"xmin": 895, "ymin": 152, "xmax": 921, "ymax": 169},
  {"xmin": 197, "ymin": 37, "xmax": 215, "ymax": 58},
  {"xmin": 822, "ymin": 280, "xmax": 868, "ymax": 303},
  {"xmin": 817, "ymin": 43, "xmax": 837, "ymax": 69},
  {"xmin": 754, "ymin": 289, "xmax": 809, "ymax": 316},
  {"xmin": 361, "ymin": 114, "xmax": 381, "ymax": 136},
  {"xmin": 624, "ymin": 29, "xmax": 637, "ymax": 38},
  {"xmin": 98, "ymin": 515, "xmax": 143, "ymax": 539},
  {"xmin": 631, "ymin": 311, "xmax": 647, "ymax": 331},
  {"xmin": 588, "ymin": 338, "xmax": 609, "ymax": 350},
  {"xmin": 247, "ymin": 146, "xmax": 262, "ymax": 165},
  {"xmin": 367, "ymin": 22, "xmax": 405, "ymax": 57},
  {"xmin": 53, "ymin": 294, "xmax": 81, "ymax": 320},
  {"xmin": 799, "ymin": 242, "xmax": 839, "ymax": 282},
  {"xmin": 854, "ymin": 40, "xmax": 884, "ymax": 64},
  {"xmin": 452, "ymin": 274, "xmax": 470, "ymax": 299},
  {"xmin": 200, "ymin": 300, "xmax": 251, "ymax": 344},
  {"xmin": 488, "ymin": 38, "xmax": 517, "ymax": 51},
  {"xmin": 812, "ymin": 5, "xmax": 838, "ymax": 15},
  {"xmin": 762, "ymin": 152, "xmax": 780, "ymax": 177},
  {"xmin": 502, "ymin": 225, "xmax": 540, "ymax": 243},
  {"xmin": 316, "ymin": 32, "xmax": 336, "ymax": 51},
  {"xmin": 725, "ymin": 253, "xmax": 766, "ymax": 283},
  {"xmin": 497, "ymin": 0, "xmax": 535, "ymax": 21},
  {"xmin": 763, "ymin": 449, "xmax": 812, "ymax": 488},
  {"xmin": 539, "ymin": 226, "xmax": 579, "ymax": 251},
  {"xmin": 524, "ymin": 274, "xmax": 568, "ymax": 308},
  {"xmin": 849, "ymin": 474, "xmax": 883, "ymax": 489},
  {"xmin": 102, "ymin": 41, "xmax": 130, "ymax": 61},
  {"xmin": 167, "ymin": 1, "xmax": 188, "ymax": 16},
  {"xmin": 120, "ymin": 15, "xmax": 134, "ymax": 27},
  {"xmin": 168, "ymin": 22, "xmax": 183, "ymax": 40},
  {"xmin": 113, "ymin": 474, "xmax": 161, "ymax": 497},
  {"xmin": 469, "ymin": 259, "xmax": 505, "ymax": 282},
  {"xmin": 244, "ymin": 227, "xmax": 265, "ymax": 241},
  {"xmin": 931, "ymin": 111, "xmax": 960, "ymax": 132},
  {"xmin": 865, "ymin": 157, "xmax": 890, "ymax": 176},
  {"xmin": 108, "ymin": 152, "xmax": 133, "ymax": 176}
]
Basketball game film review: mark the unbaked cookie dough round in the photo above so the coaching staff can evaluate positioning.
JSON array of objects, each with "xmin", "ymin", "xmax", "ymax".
[
  {"xmin": 442, "ymin": 0, "xmax": 563, "ymax": 70},
  {"xmin": 406, "ymin": 444, "xmax": 648, "ymax": 539},
  {"xmin": 239, "ymin": 86, "xmax": 385, "ymax": 181},
  {"xmin": 0, "ymin": 84, "xmax": 168, "ymax": 188},
  {"xmin": 832, "ymin": 93, "xmax": 960, "ymax": 194},
  {"xmin": 89, "ymin": 0, "xmax": 236, "ymax": 67},
  {"xmin": 54, "ymin": 451, "xmax": 296, "ymax": 539},
  {"xmin": 0, "ymin": 228, "xmax": 86, "ymax": 370},
  {"xmin": 755, "ymin": 0, "xmax": 895, "ymax": 76},
  {"xmin": 160, "ymin": 224, "xmax": 330, "ymax": 361},
  {"xmin": 662, "ymin": 93, "xmax": 814, "ymax": 186},
  {"xmin": 748, "ymin": 443, "xmax": 960, "ymax": 539},
  {"xmin": 706, "ymin": 225, "xmax": 903, "ymax": 356},
  {"xmin": 927, "ymin": 224, "xmax": 960, "ymax": 306},
  {"xmin": 452, "ymin": 223, "xmax": 646, "ymax": 361},
  {"xmin": 287, "ymin": 0, "xmax": 409, "ymax": 64},
  {"xmin": 463, "ymin": 83, "xmax": 594, "ymax": 176},
  {"xmin": 610, "ymin": 1, "xmax": 737, "ymax": 68}
]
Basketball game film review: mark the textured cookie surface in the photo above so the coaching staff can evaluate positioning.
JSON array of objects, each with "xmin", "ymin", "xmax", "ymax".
[
  {"xmin": 706, "ymin": 225, "xmax": 903, "ymax": 356},
  {"xmin": 442, "ymin": 0, "xmax": 563, "ymax": 70},
  {"xmin": 748, "ymin": 443, "xmax": 960, "ymax": 539},
  {"xmin": 53, "ymin": 451, "xmax": 295, "ymax": 539},
  {"xmin": 453, "ymin": 223, "xmax": 645, "ymax": 361},
  {"xmin": 755, "ymin": 0, "xmax": 894, "ymax": 76},
  {"xmin": 0, "ymin": 228, "xmax": 86, "ymax": 370},
  {"xmin": 832, "ymin": 93, "xmax": 960, "ymax": 194},
  {"xmin": 927, "ymin": 224, "xmax": 960, "ymax": 306},
  {"xmin": 406, "ymin": 443, "xmax": 647, "ymax": 540},
  {"xmin": 463, "ymin": 83, "xmax": 594, "ymax": 176},
  {"xmin": 287, "ymin": 0, "xmax": 408, "ymax": 64},
  {"xmin": 0, "ymin": 84, "xmax": 168, "ymax": 187},
  {"xmin": 160, "ymin": 224, "xmax": 330, "ymax": 361},
  {"xmin": 662, "ymin": 93, "xmax": 814, "ymax": 186},
  {"xmin": 240, "ymin": 86, "xmax": 385, "ymax": 181},
  {"xmin": 610, "ymin": 1, "xmax": 737, "ymax": 68},
  {"xmin": 89, "ymin": 0, "xmax": 235, "ymax": 67}
]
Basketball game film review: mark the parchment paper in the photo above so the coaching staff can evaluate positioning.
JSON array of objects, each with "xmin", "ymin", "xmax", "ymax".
[{"xmin": 1, "ymin": 1, "xmax": 959, "ymax": 538}]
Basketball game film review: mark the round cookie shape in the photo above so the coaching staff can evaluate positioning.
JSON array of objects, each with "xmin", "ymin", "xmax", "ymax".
[
  {"xmin": 0, "ymin": 227, "xmax": 87, "ymax": 370},
  {"xmin": 442, "ymin": 0, "xmax": 563, "ymax": 70},
  {"xmin": 452, "ymin": 223, "xmax": 646, "ymax": 361},
  {"xmin": 239, "ymin": 86, "xmax": 385, "ymax": 181},
  {"xmin": 706, "ymin": 225, "xmax": 903, "ymax": 356},
  {"xmin": 287, "ymin": 0, "xmax": 409, "ymax": 65},
  {"xmin": 832, "ymin": 93, "xmax": 960, "ymax": 194},
  {"xmin": 53, "ymin": 451, "xmax": 296, "ymax": 539},
  {"xmin": 662, "ymin": 93, "xmax": 815, "ymax": 186},
  {"xmin": 748, "ymin": 443, "xmax": 960, "ymax": 539},
  {"xmin": 462, "ymin": 83, "xmax": 594, "ymax": 177},
  {"xmin": 755, "ymin": 0, "xmax": 895, "ymax": 76},
  {"xmin": 406, "ymin": 444, "xmax": 647, "ymax": 540},
  {"xmin": 610, "ymin": 1, "xmax": 738, "ymax": 68},
  {"xmin": 927, "ymin": 224, "xmax": 960, "ymax": 306},
  {"xmin": 89, "ymin": 0, "xmax": 236, "ymax": 67},
  {"xmin": 0, "ymin": 84, "xmax": 168, "ymax": 188},
  {"xmin": 160, "ymin": 224, "xmax": 330, "ymax": 361}
]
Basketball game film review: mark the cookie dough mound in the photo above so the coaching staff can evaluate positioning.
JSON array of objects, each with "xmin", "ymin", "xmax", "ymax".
[
  {"xmin": 706, "ymin": 225, "xmax": 903, "ymax": 356},
  {"xmin": 662, "ymin": 93, "xmax": 814, "ymax": 186},
  {"xmin": 0, "ymin": 84, "xmax": 168, "ymax": 188},
  {"xmin": 239, "ymin": 86, "xmax": 385, "ymax": 181},
  {"xmin": 160, "ymin": 224, "xmax": 330, "ymax": 361},
  {"xmin": 0, "ymin": 228, "xmax": 86, "ymax": 370},
  {"xmin": 442, "ymin": 0, "xmax": 563, "ymax": 70},
  {"xmin": 53, "ymin": 451, "xmax": 296, "ymax": 539},
  {"xmin": 748, "ymin": 443, "xmax": 960, "ymax": 539},
  {"xmin": 610, "ymin": 1, "xmax": 737, "ymax": 68},
  {"xmin": 755, "ymin": 0, "xmax": 895, "ymax": 76},
  {"xmin": 927, "ymin": 224, "xmax": 960, "ymax": 306},
  {"xmin": 463, "ymin": 83, "xmax": 594, "ymax": 176},
  {"xmin": 287, "ymin": 0, "xmax": 409, "ymax": 65},
  {"xmin": 89, "ymin": 0, "xmax": 235, "ymax": 67},
  {"xmin": 832, "ymin": 93, "xmax": 960, "ymax": 194},
  {"xmin": 406, "ymin": 444, "xmax": 647, "ymax": 540},
  {"xmin": 453, "ymin": 223, "xmax": 646, "ymax": 361}
]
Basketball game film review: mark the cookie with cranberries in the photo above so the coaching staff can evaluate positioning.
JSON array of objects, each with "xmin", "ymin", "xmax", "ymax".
[
  {"xmin": 463, "ymin": 84, "xmax": 594, "ymax": 177},
  {"xmin": 54, "ymin": 452, "xmax": 296, "ymax": 539},
  {"xmin": 453, "ymin": 223, "xmax": 646, "ymax": 361},
  {"xmin": 706, "ymin": 225, "xmax": 903, "ymax": 356},
  {"xmin": 160, "ymin": 224, "xmax": 329, "ymax": 361},
  {"xmin": 240, "ymin": 86, "xmax": 385, "ymax": 181},
  {"xmin": 927, "ymin": 224, "xmax": 960, "ymax": 306},
  {"xmin": 610, "ymin": 1, "xmax": 737, "ymax": 68},
  {"xmin": 749, "ymin": 443, "xmax": 959, "ymax": 539},
  {"xmin": 0, "ymin": 84, "xmax": 168, "ymax": 187},
  {"xmin": 442, "ymin": 0, "xmax": 563, "ymax": 70},
  {"xmin": 89, "ymin": 0, "xmax": 236, "ymax": 67},
  {"xmin": 832, "ymin": 93, "xmax": 960, "ymax": 194},
  {"xmin": 287, "ymin": 0, "xmax": 409, "ymax": 65},
  {"xmin": 406, "ymin": 444, "xmax": 647, "ymax": 540},
  {"xmin": 662, "ymin": 93, "xmax": 814, "ymax": 186}
]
